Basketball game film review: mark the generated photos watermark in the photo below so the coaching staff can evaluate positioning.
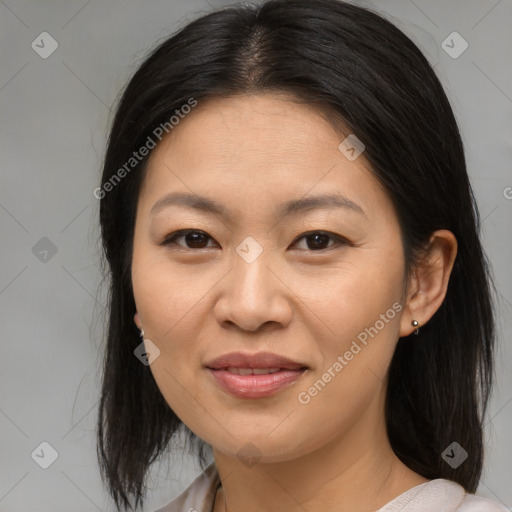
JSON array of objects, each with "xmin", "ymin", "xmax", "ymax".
[
  {"xmin": 297, "ymin": 301, "xmax": 403, "ymax": 405},
  {"xmin": 93, "ymin": 97, "xmax": 198, "ymax": 199}
]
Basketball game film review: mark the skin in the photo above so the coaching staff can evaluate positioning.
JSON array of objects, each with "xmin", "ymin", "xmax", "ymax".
[{"xmin": 131, "ymin": 92, "xmax": 457, "ymax": 512}]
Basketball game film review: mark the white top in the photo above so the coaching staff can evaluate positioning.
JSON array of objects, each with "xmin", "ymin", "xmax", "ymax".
[{"xmin": 152, "ymin": 462, "xmax": 509, "ymax": 512}]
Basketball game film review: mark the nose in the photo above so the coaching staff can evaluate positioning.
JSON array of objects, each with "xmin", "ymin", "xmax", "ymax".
[{"xmin": 213, "ymin": 248, "xmax": 293, "ymax": 333}]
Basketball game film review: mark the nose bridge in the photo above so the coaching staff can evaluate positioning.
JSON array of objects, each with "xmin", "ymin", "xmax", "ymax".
[
  {"xmin": 215, "ymin": 235, "xmax": 290, "ymax": 331},
  {"xmin": 232, "ymin": 234, "xmax": 274, "ymax": 301}
]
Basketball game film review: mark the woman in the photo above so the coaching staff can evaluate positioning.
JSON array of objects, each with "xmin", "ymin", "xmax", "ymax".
[{"xmin": 95, "ymin": 1, "xmax": 508, "ymax": 511}]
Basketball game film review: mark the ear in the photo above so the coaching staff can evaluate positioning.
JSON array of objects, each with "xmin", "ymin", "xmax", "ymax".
[
  {"xmin": 399, "ymin": 229, "xmax": 458, "ymax": 337},
  {"xmin": 134, "ymin": 311, "xmax": 142, "ymax": 330}
]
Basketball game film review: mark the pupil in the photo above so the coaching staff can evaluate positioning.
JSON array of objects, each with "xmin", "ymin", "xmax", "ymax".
[
  {"xmin": 308, "ymin": 234, "xmax": 328, "ymax": 250},
  {"xmin": 186, "ymin": 232, "xmax": 207, "ymax": 248}
]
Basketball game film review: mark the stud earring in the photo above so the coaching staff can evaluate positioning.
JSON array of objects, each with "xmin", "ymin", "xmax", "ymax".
[{"xmin": 411, "ymin": 320, "xmax": 419, "ymax": 335}]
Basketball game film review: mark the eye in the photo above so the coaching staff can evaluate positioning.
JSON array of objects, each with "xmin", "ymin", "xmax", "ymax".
[
  {"xmin": 160, "ymin": 229, "xmax": 350, "ymax": 252},
  {"xmin": 160, "ymin": 229, "xmax": 218, "ymax": 249},
  {"xmin": 290, "ymin": 230, "xmax": 349, "ymax": 251}
]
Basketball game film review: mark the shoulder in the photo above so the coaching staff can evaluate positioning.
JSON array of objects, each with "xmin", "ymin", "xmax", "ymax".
[
  {"xmin": 378, "ymin": 478, "xmax": 509, "ymax": 512},
  {"xmin": 455, "ymin": 492, "xmax": 509, "ymax": 512},
  {"xmin": 151, "ymin": 462, "xmax": 220, "ymax": 512}
]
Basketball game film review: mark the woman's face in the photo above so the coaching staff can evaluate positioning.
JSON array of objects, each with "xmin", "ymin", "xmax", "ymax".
[{"xmin": 131, "ymin": 93, "xmax": 411, "ymax": 462}]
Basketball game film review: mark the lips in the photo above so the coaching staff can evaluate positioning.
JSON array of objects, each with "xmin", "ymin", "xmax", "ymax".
[
  {"xmin": 205, "ymin": 351, "xmax": 308, "ymax": 398},
  {"xmin": 205, "ymin": 351, "xmax": 307, "ymax": 371}
]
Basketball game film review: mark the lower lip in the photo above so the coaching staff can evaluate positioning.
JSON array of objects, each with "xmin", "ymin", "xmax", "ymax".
[{"xmin": 207, "ymin": 368, "xmax": 306, "ymax": 398}]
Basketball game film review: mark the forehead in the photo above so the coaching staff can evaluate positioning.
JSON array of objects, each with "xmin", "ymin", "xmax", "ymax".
[
  {"xmin": 149, "ymin": 92, "xmax": 349, "ymax": 165},
  {"xmin": 139, "ymin": 93, "xmax": 393, "ymax": 222}
]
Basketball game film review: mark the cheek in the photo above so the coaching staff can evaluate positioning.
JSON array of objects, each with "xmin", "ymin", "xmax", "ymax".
[
  {"xmin": 131, "ymin": 255, "xmax": 209, "ymax": 424},
  {"xmin": 296, "ymin": 263, "xmax": 404, "ymax": 421},
  {"xmin": 288, "ymin": 250, "xmax": 404, "ymax": 351},
  {"xmin": 132, "ymin": 251, "xmax": 209, "ymax": 344}
]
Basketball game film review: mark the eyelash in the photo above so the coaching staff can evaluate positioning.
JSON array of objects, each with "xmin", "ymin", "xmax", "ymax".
[{"xmin": 159, "ymin": 229, "xmax": 351, "ymax": 252}]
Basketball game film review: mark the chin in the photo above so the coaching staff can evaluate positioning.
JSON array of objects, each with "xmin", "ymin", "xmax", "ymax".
[{"xmin": 205, "ymin": 429, "xmax": 315, "ymax": 465}]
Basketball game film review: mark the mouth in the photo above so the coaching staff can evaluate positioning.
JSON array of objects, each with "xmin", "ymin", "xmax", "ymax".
[
  {"xmin": 205, "ymin": 352, "xmax": 308, "ymax": 398},
  {"xmin": 207, "ymin": 367, "xmax": 307, "ymax": 398}
]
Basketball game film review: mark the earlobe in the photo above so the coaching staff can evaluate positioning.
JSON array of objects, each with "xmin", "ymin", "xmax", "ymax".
[
  {"xmin": 134, "ymin": 311, "xmax": 141, "ymax": 329},
  {"xmin": 399, "ymin": 229, "xmax": 457, "ymax": 337}
]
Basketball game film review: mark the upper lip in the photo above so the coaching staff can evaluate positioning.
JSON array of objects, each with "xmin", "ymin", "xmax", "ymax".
[{"xmin": 205, "ymin": 351, "xmax": 307, "ymax": 370}]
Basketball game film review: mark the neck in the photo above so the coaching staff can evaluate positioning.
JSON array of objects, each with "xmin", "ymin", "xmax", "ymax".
[{"xmin": 212, "ymin": 387, "xmax": 429, "ymax": 512}]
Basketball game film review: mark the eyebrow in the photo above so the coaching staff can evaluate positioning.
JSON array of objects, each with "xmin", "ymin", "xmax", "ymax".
[{"xmin": 150, "ymin": 191, "xmax": 366, "ymax": 219}]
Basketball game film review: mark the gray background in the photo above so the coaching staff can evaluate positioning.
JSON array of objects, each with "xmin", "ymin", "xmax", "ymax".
[{"xmin": 0, "ymin": 0, "xmax": 511, "ymax": 510}]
